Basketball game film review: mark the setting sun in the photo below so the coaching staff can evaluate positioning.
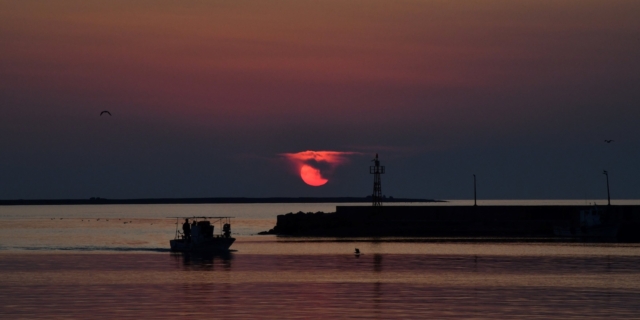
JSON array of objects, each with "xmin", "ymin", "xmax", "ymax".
[{"xmin": 300, "ymin": 164, "xmax": 328, "ymax": 187}]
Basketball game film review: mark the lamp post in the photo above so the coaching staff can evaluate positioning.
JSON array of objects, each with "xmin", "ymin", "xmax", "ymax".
[
  {"xmin": 603, "ymin": 170, "xmax": 611, "ymax": 206},
  {"xmin": 473, "ymin": 174, "xmax": 477, "ymax": 206}
]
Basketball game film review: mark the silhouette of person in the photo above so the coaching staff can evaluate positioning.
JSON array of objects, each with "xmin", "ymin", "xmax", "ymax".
[
  {"xmin": 183, "ymin": 219, "xmax": 191, "ymax": 242},
  {"xmin": 223, "ymin": 223, "xmax": 231, "ymax": 238}
]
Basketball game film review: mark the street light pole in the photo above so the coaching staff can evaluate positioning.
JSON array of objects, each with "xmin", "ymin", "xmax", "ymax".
[
  {"xmin": 603, "ymin": 170, "xmax": 611, "ymax": 206},
  {"xmin": 473, "ymin": 174, "xmax": 477, "ymax": 207}
]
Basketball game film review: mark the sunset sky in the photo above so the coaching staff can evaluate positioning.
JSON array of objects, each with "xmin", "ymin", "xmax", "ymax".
[{"xmin": 1, "ymin": 0, "xmax": 639, "ymax": 200}]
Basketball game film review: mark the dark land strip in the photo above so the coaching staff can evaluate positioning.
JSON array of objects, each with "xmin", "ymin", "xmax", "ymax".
[{"xmin": 0, "ymin": 197, "xmax": 441, "ymax": 206}]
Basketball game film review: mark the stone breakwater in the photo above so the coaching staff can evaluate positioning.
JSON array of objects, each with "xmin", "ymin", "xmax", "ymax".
[{"xmin": 264, "ymin": 205, "xmax": 640, "ymax": 241}]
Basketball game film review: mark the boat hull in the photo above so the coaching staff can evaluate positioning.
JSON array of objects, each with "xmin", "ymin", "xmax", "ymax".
[{"xmin": 170, "ymin": 237, "xmax": 235, "ymax": 253}]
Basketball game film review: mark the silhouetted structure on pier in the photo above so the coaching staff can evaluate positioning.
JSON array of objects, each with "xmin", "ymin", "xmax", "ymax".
[
  {"xmin": 370, "ymin": 154, "xmax": 385, "ymax": 210},
  {"xmin": 473, "ymin": 174, "xmax": 477, "ymax": 206},
  {"xmin": 603, "ymin": 170, "xmax": 611, "ymax": 206}
]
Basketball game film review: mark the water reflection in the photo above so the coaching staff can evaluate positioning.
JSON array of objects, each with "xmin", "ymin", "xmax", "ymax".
[
  {"xmin": 171, "ymin": 252, "xmax": 233, "ymax": 271},
  {"xmin": 1, "ymin": 252, "xmax": 640, "ymax": 319},
  {"xmin": 372, "ymin": 282, "xmax": 382, "ymax": 319},
  {"xmin": 373, "ymin": 254, "xmax": 383, "ymax": 273}
]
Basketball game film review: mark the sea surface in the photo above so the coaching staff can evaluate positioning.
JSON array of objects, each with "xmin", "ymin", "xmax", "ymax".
[{"xmin": 1, "ymin": 200, "xmax": 640, "ymax": 319}]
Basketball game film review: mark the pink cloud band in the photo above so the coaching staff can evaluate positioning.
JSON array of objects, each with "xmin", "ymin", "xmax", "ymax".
[{"xmin": 281, "ymin": 150, "xmax": 360, "ymax": 167}]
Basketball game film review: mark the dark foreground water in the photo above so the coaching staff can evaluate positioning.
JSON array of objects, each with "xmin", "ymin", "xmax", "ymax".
[
  {"xmin": 1, "ymin": 203, "xmax": 640, "ymax": 318},
  {"xmin": 2, "ymin": 252, "xmax": 640, "ymax": 319}
]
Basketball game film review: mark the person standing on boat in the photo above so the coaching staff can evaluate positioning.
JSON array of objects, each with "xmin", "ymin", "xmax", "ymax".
[{"xmin": 183, "ymin": 219, "xmax": 191, "ymax": 242}]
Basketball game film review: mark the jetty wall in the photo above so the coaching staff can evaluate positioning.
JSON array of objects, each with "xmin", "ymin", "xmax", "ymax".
[{"xmin": 272, "ymin": 205, "xmax": 640, "ymax": 240}]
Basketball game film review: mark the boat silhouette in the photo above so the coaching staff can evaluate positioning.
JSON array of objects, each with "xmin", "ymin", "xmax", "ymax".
[{"xmin": 169, "ymin": 216, "xmax": 235, "ymax": 252}]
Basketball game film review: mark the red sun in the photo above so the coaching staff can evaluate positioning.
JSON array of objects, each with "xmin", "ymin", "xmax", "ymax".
[{"xmin": 300, "ymin": 164, "xmax": 328, "ymax": 187}]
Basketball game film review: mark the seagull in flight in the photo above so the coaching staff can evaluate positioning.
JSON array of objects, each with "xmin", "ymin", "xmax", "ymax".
[
  {"xmin": 100, "ymin": 110, "xmax": 111, "ymax": 116},
  {"xmin": 604, "ymin": 140, "xmax": 613, "ymax": 143}
]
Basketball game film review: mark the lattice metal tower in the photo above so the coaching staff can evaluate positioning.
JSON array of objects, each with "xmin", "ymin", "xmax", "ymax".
[{"xmin": 370, "ymin": 153, "xmax": 385, "ymax": 207}]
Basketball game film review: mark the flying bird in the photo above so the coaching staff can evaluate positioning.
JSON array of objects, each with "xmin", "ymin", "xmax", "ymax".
[
  {"xmin": 604, "ymin": 140, "xmax": 613, "ymax": 143},
  {"xmin": 100, "ymin": 110, "xmax": 111, "ymax": 116}
]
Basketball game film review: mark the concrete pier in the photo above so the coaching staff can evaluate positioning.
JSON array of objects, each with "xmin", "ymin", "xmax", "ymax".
[{"xmin": 270, "ymin": 205, "xmax": 640, "ymax": 241}]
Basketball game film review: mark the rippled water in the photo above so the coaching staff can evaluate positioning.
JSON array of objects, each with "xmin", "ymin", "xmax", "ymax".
[{"xmin": 1, "ymin": 202, "xmax": 640, "ymax": 318}]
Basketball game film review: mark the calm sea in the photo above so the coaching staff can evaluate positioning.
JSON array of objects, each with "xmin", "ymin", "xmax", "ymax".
[{"xmin": 1, "ymin": 201, "xmax": 640, "ymax": 319}]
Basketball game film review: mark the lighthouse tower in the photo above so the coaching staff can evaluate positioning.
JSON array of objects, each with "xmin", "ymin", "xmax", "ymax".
[{"xmin": 370, "ymin": 153, "xmax": 385, "ymax": 208}]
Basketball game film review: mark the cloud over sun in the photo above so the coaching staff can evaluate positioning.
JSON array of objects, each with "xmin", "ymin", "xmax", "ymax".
[{"xmin": 281, "ymin": 150, "xmax": 359, "ymax": 187}]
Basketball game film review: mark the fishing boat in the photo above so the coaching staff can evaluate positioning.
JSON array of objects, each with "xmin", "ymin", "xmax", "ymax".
[
  {"xmin": 553, "ymin": 205, "xmax": 619, "ymax": 238},
  {"xmin": 170, "ymin": 216, "xmax": 235, "ymax": 252}
]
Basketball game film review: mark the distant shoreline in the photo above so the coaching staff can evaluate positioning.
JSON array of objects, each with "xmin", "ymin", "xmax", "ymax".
[{"xmin": 0, "ymin": 197, "xmax": 443, "ymax": 206}]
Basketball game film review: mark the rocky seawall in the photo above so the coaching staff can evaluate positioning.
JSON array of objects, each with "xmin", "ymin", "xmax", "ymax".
[{"xmin": 264, "ymin": 205, "xmax": 640, "ymax": 241}]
